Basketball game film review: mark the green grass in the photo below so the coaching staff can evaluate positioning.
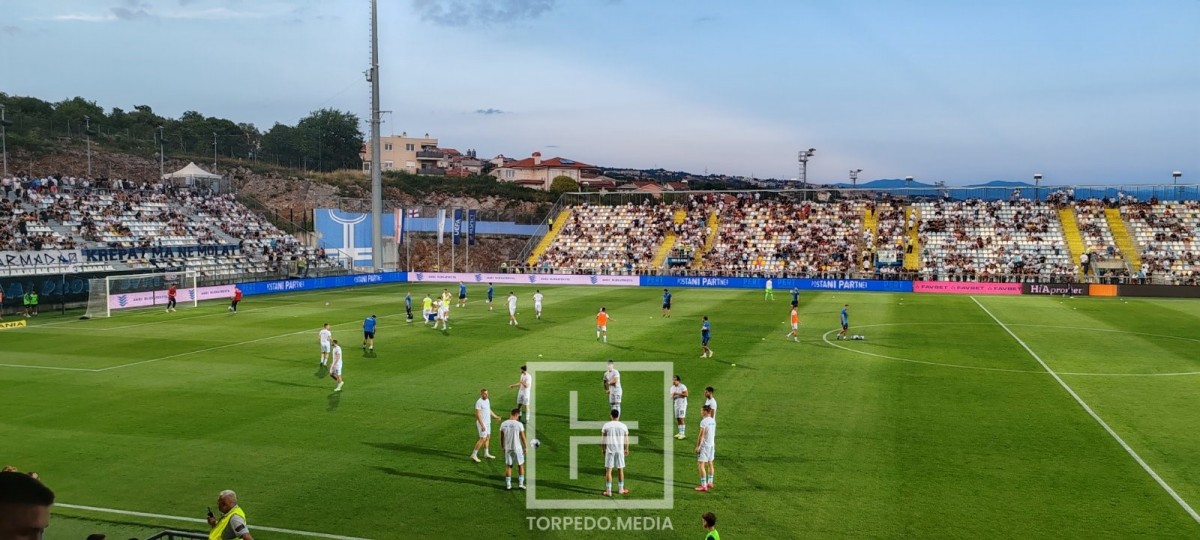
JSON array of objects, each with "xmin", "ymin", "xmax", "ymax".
[{"xmin": 3, "ymin": 286, "xmax": 1199, "ymax": 539}]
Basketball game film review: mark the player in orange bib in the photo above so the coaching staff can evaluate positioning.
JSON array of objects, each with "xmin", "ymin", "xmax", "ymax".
[
  {"xmin": 785, "ymin": 307, "xmax": 800, "ymax": 342},
  {"xmin": 596, "ymin": 307, "xmax": 611, "ymax": 343}
]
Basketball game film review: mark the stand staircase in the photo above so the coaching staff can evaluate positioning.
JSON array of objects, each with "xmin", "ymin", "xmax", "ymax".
[
  {"xmin": 1104, "ymin": 207, "xmax": 1142, "ymax": 273},
  {"xmin": 1057, "ymin": 207, "xmax": 1086, "ymax": 278},
  {"xmin": 692, "ymin": 210, "xmax": 720, "ymax": 267},
  {"xmin": 902, "ymin": 207, "xmax": 921, "ymax": 270},
  {"xmin": 650, "ymin": 209, "xmax": 688, "ymax": 268},
  {"xmin": 525, "ymin": 208, "xmax": 571, "ymax": 266}
]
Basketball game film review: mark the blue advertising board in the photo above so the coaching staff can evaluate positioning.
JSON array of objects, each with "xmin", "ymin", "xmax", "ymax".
[
  {"xmin": 239, "ymin": 271, "xmax": 407, "ymax": 296},
  {"xmin": 639, "ymin": 275, "xmax": 913, "ymax": 293}
]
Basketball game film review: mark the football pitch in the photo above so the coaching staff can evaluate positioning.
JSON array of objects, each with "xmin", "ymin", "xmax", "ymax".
[{"xmin": 3, "ymin": 285, "xmax": 1199, "ymax": 539}]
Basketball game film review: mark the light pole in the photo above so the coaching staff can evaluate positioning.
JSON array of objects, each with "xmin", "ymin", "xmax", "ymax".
[
  {"xmin": 212, "ymin": 132, "xmax": 218, "ymax": 170},
  {"xmin": 1034, "ymin": 173, "xmax": 1042, "ymax": 201},
  {"xmin": 797, "ymin": 148, "xmax": 816, "ymax": 197},
  {"xmin": 156, "ymin": 126, "xmax": 165, "ymax": 180},
  {"xmin": 1173, "ymin": 171, "xmax": 1183, "ymax": 200},
  {"xmin": 84, "ymin": 115, "xmax": 93, "ymax": 177},
  {"xmin": 904, "ymin": 175, "xmax": 914, "ymax": 190},
  {"xmin": 849, "ymin": 168, "xmax": 862, "ymax": 188},
  {"xmin": 0, "ymin": 104, "xmax": 10, "ymax": 178}
]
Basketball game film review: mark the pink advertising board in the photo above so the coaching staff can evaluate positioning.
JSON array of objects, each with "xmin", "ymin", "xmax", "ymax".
[
  {"xmin": 108, "ymin": 284, "xmax": 237, "ymax": 309},
  {"xmin": 407, "ymin": 271, "xmax": 639, "ymax": 287},
  {"xmin": 913, "ymin": 281, "xmax": 1022, "ymax": 295}
]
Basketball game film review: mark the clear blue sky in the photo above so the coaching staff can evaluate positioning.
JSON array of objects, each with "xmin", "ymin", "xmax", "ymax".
[{"xmin": 1, "ymin": 0, "xmax": 1197, "ymax": 184}]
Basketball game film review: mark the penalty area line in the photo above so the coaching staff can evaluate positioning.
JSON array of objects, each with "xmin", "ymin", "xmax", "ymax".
[
  {"xmin": 55, "ymin": 503, "xmax": 371, "ymax": 540},
  {"xmin": 970, "ymin": 296, "xmax": 1200, "ymax": 526}
]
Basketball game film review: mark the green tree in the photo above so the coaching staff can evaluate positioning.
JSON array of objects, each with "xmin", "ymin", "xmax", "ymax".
[
  {"xmin": 294, "ymin": 108, "xmax": 364, "ymax": 172},
  {"xmin": 549, "ymin": 175, "xmax": 579, "ymax": 193}
]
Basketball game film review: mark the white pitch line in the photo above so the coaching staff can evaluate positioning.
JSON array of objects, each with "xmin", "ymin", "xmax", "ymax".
[
  {"xmin": 95, "ymin": 312, "xmax": 408, "ymax": 372},
  {"xmin": 971, "ymin": 296, "xmax": 1200, "ymax": 526},
  {"xmin": 0, "ymin": 363, "xmax": 97, "ymax": 372},
  {"xmin": 55, "ymin": 503, "xmax": 371, "ymax": 540}
]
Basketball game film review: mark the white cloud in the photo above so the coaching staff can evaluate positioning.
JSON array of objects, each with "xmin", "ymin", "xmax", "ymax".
[{"xmin": 49, "ymin": 12, "xmax": 118, "ymax": 22}]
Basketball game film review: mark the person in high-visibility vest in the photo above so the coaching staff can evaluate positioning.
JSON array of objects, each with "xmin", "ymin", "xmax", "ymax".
[
  {"xmin": 28, "ymin": 290, "xmax": 38, "ymax": 317},
  {"xmin": 206, "ymin": 489, "xmax": 252, "ymax": 540}
]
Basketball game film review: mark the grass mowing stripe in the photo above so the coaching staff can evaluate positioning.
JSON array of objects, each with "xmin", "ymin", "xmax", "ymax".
[
  {"xmin": 55, "ymin": 503, "xmax": 371, "ymax": 540},
  {"xmin": 970, "ymin": 295, "xmax": 1200, "ymax": 526}
]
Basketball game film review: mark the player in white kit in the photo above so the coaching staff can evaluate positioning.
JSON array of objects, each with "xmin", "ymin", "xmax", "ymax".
[
  {"xmin": 695, "ymin": 405, "xmax": 716, "ymax": 491},
  {"xmin": 498, "ymin": 408, "xmax": 528, "ymax": 490},
  {"xmin": 318, "ymin": 323, "xmax": 332, "ymax": 366},
  {"xmin": 600, "ymin": 408, "xmax": 630, "ymax": 496},
  {"xmin": 507, "ymin": 292, "xmax": 519, "ymax": 326},
  {"xmin": 507, "ymin": 365, "xmax": 532, "ymax": 423},
  {"xmin": 670, "ymin": 375, "xmax": 689, "ymax": 439},
  {"xmin": 704, "ymin": 386, "xmax": 717, "ymax": 420},
  {"xmin": 470, "ymin": 388, "xmax": 500, "ymax": 463},
  {"xmin": 603, "ymin": 359, "xmax": 622, "ymax": 413},
  {"xmin": 328, "ymin": 340, "xmax": 344, "ymax": 392},
  {"xmin": 532, "ymin": 290, "xmax": 544, "ymax": 320},
  {"xmin": 435, "ymin": 300, "xmax": 450, "ymax": 331}
]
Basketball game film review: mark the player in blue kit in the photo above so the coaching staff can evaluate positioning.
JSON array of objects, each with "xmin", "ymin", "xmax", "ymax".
[
  {"xmin": 363, "ymin": 314, "xmax": 378, "ymax": 352},
  {"xmin": 790, "ymin": 287, "xmax": 800, "ymax": 307},
  {"xmin": 457, "ymin": 281, "xmax": 468, "ymax": 308},
  {"xmin": 662, "ymin": 288, "xmax": 672, "ymax": 317},
  {"xmin": 486, "ymin": 283, "xmax": 495, "ymax": 311},
  {"xmin": 836, "ymin": 305, "xmax": 849, "ymax": 340},
  {"xmin": 700, "ymin": 316, "xmax": 712, "ymax": 358}
]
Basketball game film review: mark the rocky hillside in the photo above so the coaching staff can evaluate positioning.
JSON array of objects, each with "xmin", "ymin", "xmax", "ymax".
[{"xmin": 11, "ymin": 148, "xmax": 546, "ymax": 269}]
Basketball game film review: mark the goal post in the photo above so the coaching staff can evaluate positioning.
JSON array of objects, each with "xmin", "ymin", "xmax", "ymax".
[{"xmin": 82, "ymin": 271, "xmax": 200, "ymax": 318}]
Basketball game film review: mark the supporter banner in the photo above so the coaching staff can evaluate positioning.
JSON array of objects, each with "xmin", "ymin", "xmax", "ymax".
[
  {"xmin": 467, "ymin": 209, "xmax": 477, "ymax": 246},
  {"xmin": 84, "ymin": 245, "xmax": 240, "ymax": 262},
  {"xmin": 453, "ymin": 209, "xmax": 463, "ymax": 246},
  {"xmin": 1021, "ymin": 283, "xmax": 1089, "ymax": 296},
  {"xmin": 239, "ymin": 271, "xmax": 408, "ymax": 296},
  {"xmin": 0, "ymin": 249, "xmax": 83, "ymax": 271},
  {"xmin": 1, "ymin": 272, "xmax": 107, "ymax": 306},
  {"xmin": 913, "ymin": 281, "xmax": 1022, "ymax": 295},
  {"xmin": 314, "ymin": 208, "xmax": 382, "ymax": 268},
  {"xmin": 107, "ymin": 284, "xmax": 236, "ymax": 309},
  {"xmin": 409, "ymin": 271, "xmax": 640, "ymax": 287},
  {"xmin": 639, "ymin": 275, "xmax": 913, "ymax": 292},
  {"xmin": 0, "ymin": 320, "xmax": 28, "ymax": 330},
  {"xmin": 1116, "ymin": 284, "xmax": 1200, "ymax": 298}
]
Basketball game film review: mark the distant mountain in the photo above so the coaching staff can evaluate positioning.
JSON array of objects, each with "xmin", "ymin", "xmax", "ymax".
[
  {"xmin": 828, "ymin": 178, "xmax": 936, "ymax": 189},
  {"xmin": 964, "ymin": 180, "xmax": 1036, "ymax": 188}
]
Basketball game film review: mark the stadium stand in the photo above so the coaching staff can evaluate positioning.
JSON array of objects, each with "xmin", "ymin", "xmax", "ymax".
[
  {"xmin": 0, "ymin": 174, "xmax": 340, "ymax": 280},
  {"xmin": 703, "ymin": 195, "xmax": 864, "ymax": 276},
  {"xmin": 536, "ymin": 201, "xmax": 674, "ymax": 273},
  {"xmin": 911, "ymin": 199, "xmax": 1076, "ymax": 281},
  {"xmin": 1121, "ymin": 200, "xmax": 1200, "ymax": 283}
]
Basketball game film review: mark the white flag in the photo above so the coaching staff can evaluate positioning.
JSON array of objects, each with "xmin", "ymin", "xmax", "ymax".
[{"xmin": 436, "ymin": 208, "xmax": 446, "ymax": 245}]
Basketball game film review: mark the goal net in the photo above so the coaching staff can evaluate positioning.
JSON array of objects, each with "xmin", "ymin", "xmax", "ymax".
[{"xmin": 82, "ymin": 271, "xmax": 199, "ymax": 319}]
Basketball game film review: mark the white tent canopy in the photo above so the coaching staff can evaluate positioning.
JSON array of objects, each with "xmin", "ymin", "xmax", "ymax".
[{"xmin": 163, "ymin": 162, "xmax": 221, "ymax": 182}]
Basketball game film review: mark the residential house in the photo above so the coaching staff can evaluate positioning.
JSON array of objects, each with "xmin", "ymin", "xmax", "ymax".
[
  {"xmin": 360, "ymin": 132, "xmax": 448, "ymax": 175},
  {"xmin": 490, "ymin": 152, "xmax": 598, "ymax": 191}
]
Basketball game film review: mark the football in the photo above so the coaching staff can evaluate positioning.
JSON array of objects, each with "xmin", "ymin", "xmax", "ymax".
[{"xmin": 531, "ymin": 438, "xmax": 540, "ymax": 449}]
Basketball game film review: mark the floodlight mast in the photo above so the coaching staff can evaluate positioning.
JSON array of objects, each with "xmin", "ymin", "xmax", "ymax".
[
  {"xmin": 369, "ymin": 0, "xmax": 383, "ymax": 271},
  {"xmin": 798, "ymin": 148, "xmax": 815, "ymax": 198}
]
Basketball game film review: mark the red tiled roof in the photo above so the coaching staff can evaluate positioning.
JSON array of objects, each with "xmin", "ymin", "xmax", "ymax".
[{"xmin": 502, "ymin": 156, "xmax": 594, "ymax": 169}]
